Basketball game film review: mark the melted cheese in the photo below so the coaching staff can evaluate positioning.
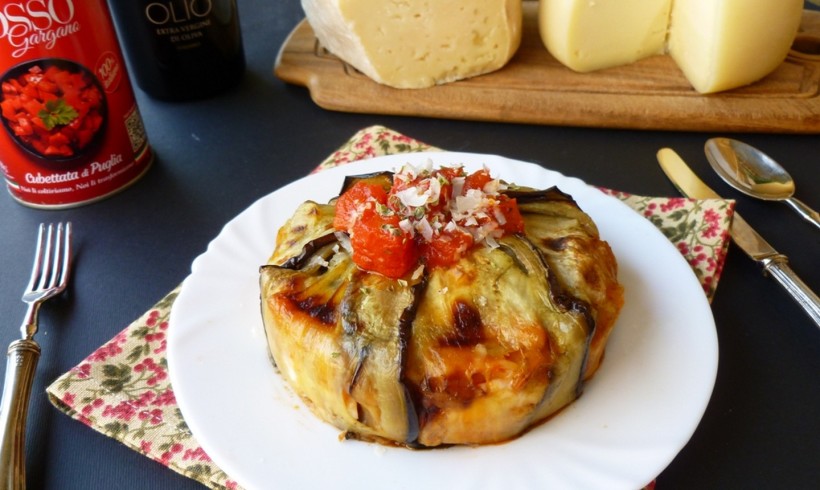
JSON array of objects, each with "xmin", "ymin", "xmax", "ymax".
[
  {"xmin": 539, "ymin": 0, "xmax": 803, "ymax": 93},
  {"xmin": 300, "ymin": 0, "xmax": 522, "ymax": 89}
]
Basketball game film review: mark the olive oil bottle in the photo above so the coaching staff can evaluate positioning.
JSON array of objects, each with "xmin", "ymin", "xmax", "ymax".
[{"xmin": 107, "ymin": 0, "xmax": 245, "ymax": 100}]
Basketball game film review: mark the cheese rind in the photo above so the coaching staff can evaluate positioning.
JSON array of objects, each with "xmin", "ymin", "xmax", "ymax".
[
  {"xmin": 301, "ymin": 0, "xmax": 522, "ymax": 89},
  {"xmin": 539, "ymin": 0, "xmax": 672, "ymax": 73},
  {"xmin": 668, "ymin": 0, "xmax": 804, "ymax": 93}
]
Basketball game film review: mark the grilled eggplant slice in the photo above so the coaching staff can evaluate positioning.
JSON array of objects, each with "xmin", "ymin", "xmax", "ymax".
[{"xmin": 259, "ymin": 175, "xmax": 623, "ymax": 448}]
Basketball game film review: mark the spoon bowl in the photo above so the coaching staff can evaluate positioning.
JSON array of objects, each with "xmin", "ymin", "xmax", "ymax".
[{"xmin": 704, "ymin": 137, "xmax": 820, "ymax": 230}]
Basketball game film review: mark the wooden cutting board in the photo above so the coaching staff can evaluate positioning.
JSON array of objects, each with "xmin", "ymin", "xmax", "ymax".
[{"xmin": 275, "ymin": 3, "xmax": 820, "ymax": 134}]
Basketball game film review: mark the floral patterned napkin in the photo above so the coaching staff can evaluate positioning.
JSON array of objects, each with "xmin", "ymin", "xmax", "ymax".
[{"xmin": 46, "ymin": 125, "xmax": 734, "ymax": 490}]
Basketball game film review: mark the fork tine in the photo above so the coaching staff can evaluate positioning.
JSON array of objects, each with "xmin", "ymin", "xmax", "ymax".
[
  {"xmin": 48, "ymin": 223, "xmax": 64, "ymax": 290},
  {"xmin": 22, "ymin": 223, "xmax": 73, "ymax": 296},
  {"xmin": 18, "ymin": 222, "xmax": 73, "ymax": 340},
  {"xmin": 24, "ymin": 224, "xmax": 46, "ymax": 294},
  {"xmin": 39, "ymin": 224, "xmax": 55, "ymax": 292},
  {"xmin": 57, "ymin": 222, "xmax": 72, "ymax": 292}
]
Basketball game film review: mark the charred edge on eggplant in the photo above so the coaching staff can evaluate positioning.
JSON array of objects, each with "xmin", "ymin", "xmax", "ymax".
[
  {"xmin": 346, "ymin": 345, "xmax": 368, "ymax": 398},
  {"xmin": 398, "ymin": 275, "xmax": 428, "ymax": 446},
  {"xmin": 338, "ymin": 171, "xmax": 394, "ymax": 196},
  {"xmin": 278, "ymin": 233, "xmax": 338, "ymax": 270},
  {"xmin": 500, "ymin": 235, "xmax": 595, "ymax": 398},
  {"xmin": 497, "ymin": 241, "xmax": 529, "ymax": 272},
  {"xmin": 442, "ymin": 301, "xmax": 485, "ymax": 348},
  {"xmin": 496, "ymin": 236, "xmax": 593, "ymax": 327},
  {"xmin": 508, "ymin": 186, "xmax": 599, "ymax": 395},
  {"xmin": 543, "ymin": 237, "xmax": 571, "ymax": 252},
  {"xmin": 524, "ymin": 237, "xmax": 595, "ymax": 396},
  {"xmin": 259, "ymin": 272, "xmax": 273, "ymax": 368},
  {"xmin": 503, "ymin": 186, "xmax": 578, "ymax": 206},
  {"xmin": 290, "ymin": 294, "xmax": 338, "ymax": 325},
  {"xmin": 536, "ymin": 244, "xmax": 595, "ymax": 397},
  {"xmin": 348, "ymin": 344, "xmax": 371, "ymax": 425},
  {"xmin": 340, "ymin": 269, "xmax": 367, "ymax": 399}
]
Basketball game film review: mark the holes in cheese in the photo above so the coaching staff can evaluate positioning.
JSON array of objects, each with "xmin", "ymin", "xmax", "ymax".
[
  {"xmin": 539, "ymin": 0, "xmax": 804, "ymax": 94},
  {"xmin": 301, "ymin": 0, "xmax": 523, "ymax": 89}
]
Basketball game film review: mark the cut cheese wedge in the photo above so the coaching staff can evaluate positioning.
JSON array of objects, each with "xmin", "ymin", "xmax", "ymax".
[
  {"xmin": 539, "ymin": 0, "xmax": 804, "ymax": 94},
  {"xmin": 539, "ymin": 0, "xmax": 672, "ymax": 73},
  {"xmin": 300, "ymin": 0, "xmax": 522, "ymax": 89},
  {"xmin": 668, "ymin": 0, "xmax": 804, "ymax": 93}
]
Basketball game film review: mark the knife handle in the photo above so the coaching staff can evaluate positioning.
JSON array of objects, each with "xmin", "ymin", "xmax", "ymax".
[
  {"xmin": 763, "ymin": 255, "xmax": 820, "ymax": 328},
  {"xmin": 0, "ymin": 339, "xmax": 40, "ymax": 490}
]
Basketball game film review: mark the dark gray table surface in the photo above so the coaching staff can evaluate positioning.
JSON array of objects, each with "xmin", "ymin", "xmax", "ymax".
[{"xmin": 1, "ymin": 1, "xmax": 818, "ymax": 488}]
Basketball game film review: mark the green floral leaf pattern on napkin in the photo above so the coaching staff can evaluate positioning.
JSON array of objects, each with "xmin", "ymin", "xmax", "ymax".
[{"xmin": 46, "ymin": 125, "xmax": 734, "ymax": 490}]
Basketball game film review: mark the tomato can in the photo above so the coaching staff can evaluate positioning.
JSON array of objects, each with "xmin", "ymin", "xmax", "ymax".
[{"xmin": 0, "ymin": 0, "xmax": 153, "ymax": 208}]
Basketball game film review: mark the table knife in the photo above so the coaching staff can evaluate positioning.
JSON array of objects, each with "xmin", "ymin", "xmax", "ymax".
[{"xmin": 656, "ymin": 148, "xmax": 820, "ymax": 328}]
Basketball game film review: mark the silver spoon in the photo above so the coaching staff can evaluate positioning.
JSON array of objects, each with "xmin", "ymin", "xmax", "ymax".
[{"xmin": 704, "ymin": 137, "xmax": 820, "ymax": 231}]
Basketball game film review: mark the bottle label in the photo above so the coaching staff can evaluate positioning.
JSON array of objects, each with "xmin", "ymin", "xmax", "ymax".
[
  {"xmin": 0, "ymin": 0, "xmax": 153, "ymax": 208},
  {"xmin": 144, "ymin": 0, "xmax": 214, "ymax": 49}
]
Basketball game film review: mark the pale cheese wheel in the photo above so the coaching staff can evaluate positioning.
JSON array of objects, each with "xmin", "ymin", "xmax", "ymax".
[
  {"xmin": 539, "ymin": 0, "xmax": 672, "ymax": 73},
  {"xmin": 668, "ymin": 0, "xmax": 804, "ymax": 93},
  {"xmin": 539, "ymin": 0, "xmax": 804, "ymax": 94},
  {"xmin": 301, "ymin": 0, "xmax": 522, "ymax": 89}
]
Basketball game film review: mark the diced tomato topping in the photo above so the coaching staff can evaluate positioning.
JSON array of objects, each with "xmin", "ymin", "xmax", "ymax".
[
  {"xmin": 335, "ymin": 165, "xmax": 526, "ymax": 277},
  {"xmin": 463, "ymin": 168, "xmax": 493, "ymax": 192},
  {"xmin": 497, "ymin": 197, "xmax": 525, "ymax": 233},
  {"xmin": 333, "ymin": 181, "xmax": 389, "ymax": 231},
  {"xmin": 349, "ymin": 207, "xmax": 417, "ymax": 279},
  {"xmin": 421, "ymin": 229, "xmax": 474, "ymax": 269}
]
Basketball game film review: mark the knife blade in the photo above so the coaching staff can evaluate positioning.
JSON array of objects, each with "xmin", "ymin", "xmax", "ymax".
[{"xmin": 657, "ymin": 148, "xmax": 820, "ymax": 328}]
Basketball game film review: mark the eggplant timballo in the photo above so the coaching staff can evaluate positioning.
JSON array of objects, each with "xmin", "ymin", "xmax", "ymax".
[{"xmin": 259, "ymin": 169, "xmax": 623, "ymax": 448}]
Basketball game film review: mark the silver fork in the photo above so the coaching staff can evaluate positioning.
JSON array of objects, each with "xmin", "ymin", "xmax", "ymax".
[{"xmin": 0, "ymin": 222, "xmax": 73, "ymax": 489}]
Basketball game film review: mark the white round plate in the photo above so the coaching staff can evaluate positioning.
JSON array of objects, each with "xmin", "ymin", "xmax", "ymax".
[{"xmin": 168, "ymin": 152, "xmax": 717, "ymax": 490}]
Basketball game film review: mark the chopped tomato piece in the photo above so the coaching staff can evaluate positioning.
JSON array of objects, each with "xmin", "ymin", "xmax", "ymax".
[
  {"xmin": 12, "ymin": 117, "xmax": 33, "ymax": 136},
  {"xmin": 30, "ymin": 115, "xmax": 48, "ymax": 131},
  {"xmin": 9, "ymin": 79, "xmax": 24, "ymax": 93},
  {"xmin": 334, "ymin": 165, "xmax": 526, "ymax": 277},
  {"xmin": 0, "ymin": 100, "xmax": 16, "ymax": 120},
  {"xmin": 463, "ymin": 168, "xmax": 493, "ymax": 192},
  {"xmin": 350, "ymin": 207, "xmax": 417, "ymax": 279},
  {"xmin": 36, "ymin": 79, "xmax": 58, "ymax": 94},
  {"xmin": 22, "ymin": 99, "xmax": 44, "ymax": 117},
  {"xmin": 44, "ymin": 143, "xmax": 72, "ymax": 157},
  {"xmin": 21, "ymin": 83, "xmax": 39, "ymax": 100},
  {"xmin": 333, "ymin": 181, "xmax": 388, "ymax": 231},
  {"xmin": 497, "ymin": 197, "xmax": 525, "ymax": 233},
  {"xmin": 421, "ymin": 229, "xmax": 474, "ymax": 269},
  {"xmin": 48, "ymin": 132, "xmax": 70, "ymax": 147}
]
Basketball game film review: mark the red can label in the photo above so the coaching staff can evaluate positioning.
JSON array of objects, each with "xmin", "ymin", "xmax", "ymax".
[{"xmin": 0, "ymin": 0, "xmax": 152, "ymax": 208}]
